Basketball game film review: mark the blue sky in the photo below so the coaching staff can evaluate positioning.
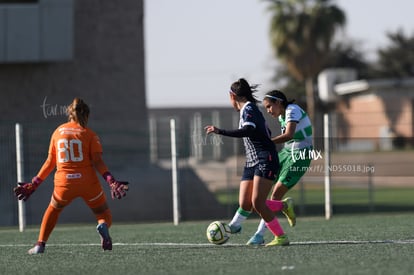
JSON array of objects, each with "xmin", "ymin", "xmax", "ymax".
[{"xmin": 144, "ymin": 0, "xmax": 414, "ymax": 108}]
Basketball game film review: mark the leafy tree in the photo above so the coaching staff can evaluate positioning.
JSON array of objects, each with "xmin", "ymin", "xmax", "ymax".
[
  {"xmin": 265, "ymin": 0, "xmax": 346, "ymax": 124},
  {"xmin": 274, "ymin": 41, "xmax": 372, "ymax": 105},
  {"xmin": 325, "ymin": 42, "xmax": 373, "ymax": 79},
  {"xmin": 374, "ymin": 29, "xmax": 414, "ymax": 78}
]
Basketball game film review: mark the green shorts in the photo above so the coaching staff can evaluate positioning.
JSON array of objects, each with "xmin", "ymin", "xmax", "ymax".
[{"xmin": 277, "ymin": 147, "xmax": 312, "ymax": 189}]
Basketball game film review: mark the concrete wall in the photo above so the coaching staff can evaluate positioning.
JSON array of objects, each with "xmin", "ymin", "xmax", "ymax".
[
  {"xmin": 0, "ymin": 0, "xmax": 152, "ymax": 226},
  {"xmin": 336, "ymin": 87, "xmax": 414, "ymax": 150},
  {"xmin": 0, "ymin": 1, "xmax": 229, "ymax": 226}
]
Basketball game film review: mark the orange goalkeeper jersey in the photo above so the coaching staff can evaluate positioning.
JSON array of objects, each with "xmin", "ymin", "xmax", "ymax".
[{"xmin": 42, "ymin": 122, "xmax": 103, "ymax": 186}]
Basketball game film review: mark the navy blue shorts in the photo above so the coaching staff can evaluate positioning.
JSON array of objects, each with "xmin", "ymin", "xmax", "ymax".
[{"xmin": 241, "ymin": 151, "xmax": 279, "ymax": 181}]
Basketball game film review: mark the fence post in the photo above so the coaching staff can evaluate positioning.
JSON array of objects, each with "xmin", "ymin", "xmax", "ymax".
[
  {"xmin": 192, "ymin": 113, "xmax": 202, "ymax": 161},
  {"xmin": 149, "ymin": 116, "xmax": 158, "ymax": 163},
  {"xmin": 170, "ymin": 119, "xmax": 180, "ymax": 225},
  {"xmin": 299, "ymin": 179, "xmax": 306, "ymax": 215},
  {"xmin": 211, "ymin": 111, "xmax": 221, "ymax": 160},
  {"xmin": 15, "ymin": 123, "xmax": 26, "ymax": 232},
  {"xmin": 368, "ymin": 163, "xmax": 374, "ymax": 212},
  {"xmin": 324, "ymin": 113, "xmax": 332, "ymax": 220}
]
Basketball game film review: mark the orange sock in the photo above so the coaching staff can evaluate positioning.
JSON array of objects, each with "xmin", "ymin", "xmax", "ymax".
[
  {"xmin": 38, "ymin": 204, "xmax": 62, "ymax": 243},
  {"xmin": 96, "ymin": 208, "xmax": 112, "ymax": 228}
]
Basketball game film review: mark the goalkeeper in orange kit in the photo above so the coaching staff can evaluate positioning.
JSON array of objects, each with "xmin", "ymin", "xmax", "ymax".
[{"xmin": 14, "ymin": 98, "xmax": 129, "ymax": 254}]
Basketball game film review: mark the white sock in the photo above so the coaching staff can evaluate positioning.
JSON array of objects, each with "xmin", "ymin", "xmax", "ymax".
[
  {"xmin": 229, "ymin": 207, "xmax": 251, "ymax": 227},
  {"xmin": 254, "ymin": 219, "xmax": 267, "ymax": 236}
]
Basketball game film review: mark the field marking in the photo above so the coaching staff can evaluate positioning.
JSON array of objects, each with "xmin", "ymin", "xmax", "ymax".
[
  {"xmin": 1, "ymin": 239, "xmax": 414, "ymax": 248},
  {"xmin": 292, "ymin": 239, "xmax": 414, "ymax": 245}
]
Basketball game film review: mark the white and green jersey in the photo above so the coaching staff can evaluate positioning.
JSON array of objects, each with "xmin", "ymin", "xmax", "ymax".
[{"xmin": 279, "ymin": 104, "xmax": 313, "ymax": 150}]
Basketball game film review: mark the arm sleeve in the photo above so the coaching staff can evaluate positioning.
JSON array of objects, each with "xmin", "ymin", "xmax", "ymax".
[
  {"xmin": 37, "ymin": 153, "xmax": 56, "ymax": 180},
  {"xmin": 217, "ymin": 125, "xmax": 255, "ymax": 138},
  {"xmin": 92, "ymin": 152, "xmax": 110, "ymax": 176},
  {"xmin": 285, "ymin": 105, "xmax": 301, "ymax": 123},
  {"xmin": 36, "ymin": 133, "xmax": 57, "ymax": 180},
  {"xmin": 90, "ymin": 132, "xmax": 108, "ymax": 175}
]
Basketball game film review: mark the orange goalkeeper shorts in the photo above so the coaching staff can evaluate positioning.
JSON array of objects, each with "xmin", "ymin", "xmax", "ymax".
[{"xmin": 52, "ymin": 181, "xmax": 107, "ymax": 209}]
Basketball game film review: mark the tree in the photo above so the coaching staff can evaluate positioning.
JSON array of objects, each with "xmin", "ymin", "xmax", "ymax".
[
  {"xmin": 265, "ymin": 0, "xmax": 346, "ymax": 134},
  {"xmin": 273, "ymin": 41, "xmax": 371, "ymax": 105},
  {"xmin": 325, "ymin": 42, "xmax": 373, "ymax": 79},
  {"xmin": 374, "ymin": 29, "xmax": 414, "ymax": 78}
]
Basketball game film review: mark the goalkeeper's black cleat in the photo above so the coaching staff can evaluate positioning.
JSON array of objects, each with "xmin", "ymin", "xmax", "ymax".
[
  {"xmin": 97, "ymin": 223, "xmax": 112, "ymax": 251},
  {"xmin": 28, "ymin": 241, "xmax": 46, "ymax": 255}
]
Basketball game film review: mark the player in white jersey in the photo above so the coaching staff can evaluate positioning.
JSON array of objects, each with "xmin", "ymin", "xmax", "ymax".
[{"xmin": 246, "ymin": 90, "xmax": 313, "ymax": 245}]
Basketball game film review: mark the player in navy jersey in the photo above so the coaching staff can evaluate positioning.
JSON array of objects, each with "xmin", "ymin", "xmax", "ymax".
[{"xmin": 205, "ymin": 78, "xmax": 291, "ymax": 246}]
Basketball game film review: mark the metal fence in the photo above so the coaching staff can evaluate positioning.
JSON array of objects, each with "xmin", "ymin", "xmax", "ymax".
[
  {"xmin": 148, "ymin": 108, "xmax": 414, "ymax": 219},
  {"xmin": 2, "ymin": 108, "xmax": 414, "ymax": 227}
]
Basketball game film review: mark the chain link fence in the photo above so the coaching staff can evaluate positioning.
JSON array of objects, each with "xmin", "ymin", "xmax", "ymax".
[{"xmin": 2, "ymin": 107, "xmax": 414, "ymax": 226}]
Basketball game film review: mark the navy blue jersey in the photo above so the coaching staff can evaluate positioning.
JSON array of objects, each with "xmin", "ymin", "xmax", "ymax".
[{"xmin": 239, "ymin": 102, "xmax": 276, "ymax": 167}]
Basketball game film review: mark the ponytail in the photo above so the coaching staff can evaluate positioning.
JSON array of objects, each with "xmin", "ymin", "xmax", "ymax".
[
  {"xmin": 67, "ymin": 98, "xmax": 90, "ymax": 128},
  {"xmin": 230, "ymin": 78, "xmax": 259, "ymax": 104}
]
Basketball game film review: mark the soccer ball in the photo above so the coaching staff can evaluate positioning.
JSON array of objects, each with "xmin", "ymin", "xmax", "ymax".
[{"xmin": 206, "ymin": 221, "xmax": 231, "ymax": 245}]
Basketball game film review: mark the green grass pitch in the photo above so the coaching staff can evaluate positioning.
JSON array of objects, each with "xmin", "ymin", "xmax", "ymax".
[{"xmin": 1, "ymin": 213, "xmax": 413, "ymax": 275}]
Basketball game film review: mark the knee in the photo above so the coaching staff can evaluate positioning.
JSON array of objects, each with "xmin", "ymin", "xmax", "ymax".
[
  {"xmin": 91, "ymin": 202, "xmax": 109, "ymax": 214},
  {"xmin": 252, "ymin": 199, "xmax": 266, "ymax": 214},
  {"xmin": 50, "ymin": 196, "xmax": 66, "ymax": 210}
]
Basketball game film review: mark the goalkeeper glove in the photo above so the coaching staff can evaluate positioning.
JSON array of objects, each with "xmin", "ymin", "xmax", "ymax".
[
  {"xmin": 14, "ymin": 176, "xmax": 43, "ymax": 201},
  {"xmin": 103, "ymin": 172, "xmax": 129, "ymax": 200}
]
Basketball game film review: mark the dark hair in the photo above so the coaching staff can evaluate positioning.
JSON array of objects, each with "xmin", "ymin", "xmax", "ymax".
[
  {"xmin": 263, "ymin": 90, "xmax": 295, "ymax": 109},
  {"xmin": 67, "ymin": 98, "xmax": 90, "ymax": 128},
  {"xmin": 230, "ymin": 78, "xmax": 259, "ymax": 104}
]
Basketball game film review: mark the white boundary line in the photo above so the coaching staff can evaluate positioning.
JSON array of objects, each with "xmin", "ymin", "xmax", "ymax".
[
  {"xmin": 1, "ymin": 239, "xmax": 414, "ymax": 248},
  {"xmin": 293, "ymin": 239, "xmax": 414, "ymax": 245}
]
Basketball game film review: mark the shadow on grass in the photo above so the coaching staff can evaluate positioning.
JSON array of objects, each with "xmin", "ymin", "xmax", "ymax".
[{"xmin": 299, "ymin": 204, "xmax": 414, "ymax": 216}]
